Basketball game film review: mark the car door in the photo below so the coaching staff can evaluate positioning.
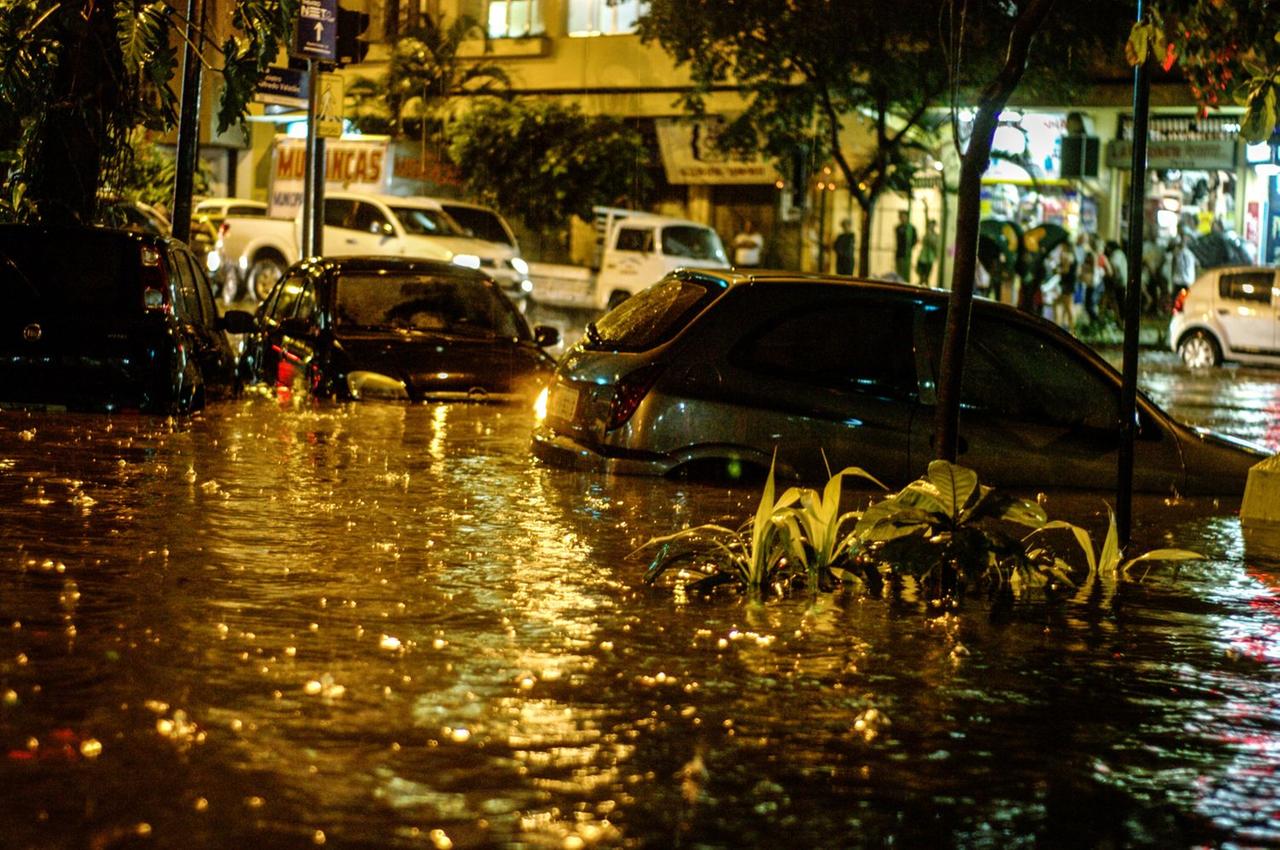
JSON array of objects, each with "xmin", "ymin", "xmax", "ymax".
[
  {"xmin": 1215, "ymin": 269, "xmax": 1279, "ymax": 356},
  {"xmin": 180, "ymin": 249, "xmax": 238, "ymax": 396},
  {"xmin": 168, "ymin": 246, "xmax": 231, "ymax": 396},
  {"xmin": 325, "ymin": 199, "xmax": 397, "ymax": 257},
  {"xmin": 687, "ymin": 286, "xmax": 922, "ymax": 484},
  {"xmin": 602, "ymin": 225, "xmax": 661, "ymax": 291},
  {"xmin": 251, "ymin": 268, "xmax": 317, "ymax": 390},
  {"xmin": 913, "ymin": 303, "xmax": 1183, "ymax": 492}
]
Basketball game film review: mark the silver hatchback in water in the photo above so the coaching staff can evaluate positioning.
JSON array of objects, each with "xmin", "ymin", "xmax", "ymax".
[{"xmin": 533, "ymin": 270, "xmax": 1265, "ymax": 494}]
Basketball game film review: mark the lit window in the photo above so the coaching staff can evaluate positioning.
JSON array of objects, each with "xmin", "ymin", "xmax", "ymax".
[
  {"xmin": 567, "ymin": 0, "xmax": 648, "ymax": 36},
  {"xmin": 487, "ymin": 0, "xmax": 543, "ymax": 38}
]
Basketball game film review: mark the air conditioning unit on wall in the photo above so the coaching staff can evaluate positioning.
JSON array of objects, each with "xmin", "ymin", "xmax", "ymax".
[{"xmin": 1060, "ymin": 135, "xmax": 1101, "ymax": 179}]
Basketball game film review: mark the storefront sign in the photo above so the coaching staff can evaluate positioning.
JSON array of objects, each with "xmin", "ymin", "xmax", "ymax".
[
  {"xmin": 269, "ymin": 136, "xmax": 389, "ymax": 217},
  {"xmin": 1106, "ymin": 138, "xmax": 1238, "ymax": 170},
  {"xmin": 655, "ymin": 117, "xmax": 781, "ymax": 185}
]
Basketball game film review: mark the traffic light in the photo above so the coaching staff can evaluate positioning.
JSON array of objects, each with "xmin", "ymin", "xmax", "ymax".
[{"xmin": 336, "ymin": 6, "xmax": 370, "ymax": 66}]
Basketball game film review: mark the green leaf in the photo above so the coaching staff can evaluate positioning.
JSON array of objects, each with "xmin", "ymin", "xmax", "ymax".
[
  {"xmin": 1241, "ymin": 85, "xmax": 1278, "ymax": 144},
  {"xmin": 926, "ymin": 460, "xmax": 978, "ymax": 521}
]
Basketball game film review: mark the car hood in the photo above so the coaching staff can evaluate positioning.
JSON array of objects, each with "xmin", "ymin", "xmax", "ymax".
[
  {"xmin": 333, "ymin": 329, "xmax": 553, "ymax": 401},
  {"xmin": 1181, "ymin": 425, "xmax": 1272, "ymax": 496}
]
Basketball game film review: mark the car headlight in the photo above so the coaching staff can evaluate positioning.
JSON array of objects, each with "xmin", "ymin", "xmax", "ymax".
[
  {"xmin": 520, "ymin": 279, "xmax": 534, "ymax": 293},
  {"xmin": 511, "ymin": 257, "xmax": 529, "ymax": 276},
  {"xmin": 451, "ymin": 254, "xmax": 482, "ymax": 270},
  {"xmin": 206, "ymin": 252, "xmax": 222, "ymax": 273},
  {"xmin": 347, "ymin": 371, "xmax": 409, "ymax": 401}
]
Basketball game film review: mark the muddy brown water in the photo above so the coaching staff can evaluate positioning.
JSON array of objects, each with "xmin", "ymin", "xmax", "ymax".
[{"xmin": 0, "ymin": 354, "xmax": 1278, "ymax": 848}]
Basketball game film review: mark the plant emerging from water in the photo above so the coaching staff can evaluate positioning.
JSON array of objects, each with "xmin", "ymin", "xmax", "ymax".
[{"xmin": 639, "ymin": 457, "xmax": 1203, "ymax": 603}]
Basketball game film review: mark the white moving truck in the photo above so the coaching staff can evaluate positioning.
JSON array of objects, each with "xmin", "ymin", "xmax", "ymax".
[{"xmin": 529, "ymin": 212, "xmax": 730, "ymax": 312}]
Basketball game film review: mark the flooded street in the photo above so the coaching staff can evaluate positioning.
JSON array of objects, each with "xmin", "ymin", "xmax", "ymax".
[{"xmin": 1, "ymin": 349, "xmax": 1279, "ymax": 848}]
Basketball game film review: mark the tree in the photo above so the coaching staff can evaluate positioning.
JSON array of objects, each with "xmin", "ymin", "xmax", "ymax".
[
  {"xmin": 638, "ymin": 0, "xmax": 949, "ymax": 277},
  {"xmin": 0, "ymin": 0, "xmax": 296, "ymax": 224},
  {"xmin": 385, "ymin": 16, "xmax": 509, "ymax": 147},
  {"xmin": 1129, "ymin": 2, "xmax": 1280, "ymax": 142},
  {"xmin": 446, "ymin": 99, "xmax": 650, "ymax": 231}
]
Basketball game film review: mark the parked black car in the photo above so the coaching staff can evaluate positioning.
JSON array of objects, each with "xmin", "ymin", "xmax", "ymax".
[
  {"xmin": 533, "ymin": 269, "xmax": 1268, "ymax": 495},
  {"xmin": 231, "ymin": 256, "xmax": 559, "ymax": 402},
  {"xmin": 0, "ymin": 225, "xmax": 240, "ymax": 413}
]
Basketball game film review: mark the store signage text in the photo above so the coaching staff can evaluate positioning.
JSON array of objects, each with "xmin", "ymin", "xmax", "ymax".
[{"xmin": 1106, "ymin": 139, "xmax": 1238, "ymax": 170}]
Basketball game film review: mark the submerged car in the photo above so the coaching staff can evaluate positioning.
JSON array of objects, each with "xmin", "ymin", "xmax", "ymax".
[
  {"xmin": 1170, "ymin": 265, "xmax": 1280, "ymax": 368},
  {"xmin": 533, "ymin": 270, "xmax": 1266, "ymax": 495},
  {"xmin": 0, "ymin": 224, "xmax": 239, "ymax": 413},
  {"xmin": 232, "ymin": 256, "xmax": 559, "ymax": 402}
]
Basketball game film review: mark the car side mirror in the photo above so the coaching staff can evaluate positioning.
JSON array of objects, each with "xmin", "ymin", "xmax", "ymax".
[
  {"xmin": 533, "ymin": 325, "xmax": 560, "ymax": 348},
  {"xmin": 221, "ymin": 309, "xmax": 257, "ymax": 335}
]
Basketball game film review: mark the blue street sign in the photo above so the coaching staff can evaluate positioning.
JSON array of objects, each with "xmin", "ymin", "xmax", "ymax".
[
  {"xmin": 295, "ymin": 0, "xmax": 337, "ymax": 60},
  {"xmin": 254, "ymin": 67, "xmax": 309, "ymax": 108}
]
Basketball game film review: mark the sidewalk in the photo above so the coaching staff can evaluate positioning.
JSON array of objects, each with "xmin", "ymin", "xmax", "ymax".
[{"xmin": 1076, "ymin": 315, "xmax": 1169, "ymax": 351}]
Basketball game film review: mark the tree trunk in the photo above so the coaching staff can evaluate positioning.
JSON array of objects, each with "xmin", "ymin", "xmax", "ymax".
[
  {"xmin": 933, "ymin": 0, "xmax": 1057, "ymax": 462},
  {"xmin": 856, "ymin": 194, "xmax": 876, "ymax": 278}
]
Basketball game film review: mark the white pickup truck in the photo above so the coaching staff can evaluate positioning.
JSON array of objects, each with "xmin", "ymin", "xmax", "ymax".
[
  {"xmin": 210, "ymin": 191, "xmax": 532, "ymax": 305},
  {"xmin": 528, "ymin": 213, "xmax": 730, "ymax": 311}
]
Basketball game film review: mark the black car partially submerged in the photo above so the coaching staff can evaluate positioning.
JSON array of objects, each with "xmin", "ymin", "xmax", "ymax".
[
  {"xmin": 0, "ymin": 224, "xmax": 240, "ymax": 413},
  {"xmin": 232, "ymin": 256, "xmax": 559, "ymax": 402}
]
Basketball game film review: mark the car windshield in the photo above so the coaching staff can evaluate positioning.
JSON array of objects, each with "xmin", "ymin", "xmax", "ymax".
[
  {"xmin": 588, "ymin": 276, "xmax": 721, "ymax": 352},
  {"xmin": 441, "ymin": 205, "xmax": 513, "ymax": 246},
  {"xmin": 0, "ymin": 229, "xmax": 140, "ymax": 314},
  {"xmin": 335, "ymin": 273, "xmax": 526, "ymax": 338},
  {"xmin": 661, "ymin": 225, "xmax": 727, "ymax": 263},
  {"xmin": 390, "ymin": 207, "xmax": 466, "ymax": 237}
]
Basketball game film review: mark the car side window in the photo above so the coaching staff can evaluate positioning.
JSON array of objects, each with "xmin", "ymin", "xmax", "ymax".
[
  {"xmin": 267, "ymin": 271, "xmax": 307, "ymax": 323},
  {"xmin": 1219, "ymin": 271, "xmax": 1274, "ymax": 304},
  {"xmin": 615, "ymin": 227, "xmax": 652, "ymax": 253},
  {"xmin": 733, "ymin": 296, "xmax": 917, "ymax": 400},
  {"xmin": 957, "ymin": 315, "xmax": 1118, "ymax": 431},
  {"xmin": 168, "ymin": 248, "xmax": 203, "ymax": 324},
  {"xmin": 183, "ymin": 251, "xmax": 218, "ymax": 330},
  {"xmin": 352, "ymin": 202, "xmax": 390, "ymax": 235},
  {"xmin": 293, "ymin": 276, "xmax": 319, "ymax": 324},
  {"xmin": 324, "ymin": 199, "xmax": 356, "ymax": 230}
]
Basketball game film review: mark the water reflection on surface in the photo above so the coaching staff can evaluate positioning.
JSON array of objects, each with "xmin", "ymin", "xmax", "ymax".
[{"xmin": 0, "ymin": 359, "xmax": 1278, "ymax": 847}]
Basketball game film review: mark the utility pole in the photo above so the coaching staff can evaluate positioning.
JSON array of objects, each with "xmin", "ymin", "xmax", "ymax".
[{"xmin": 1118, "ymin": 0, "xmax": 1152, "ymax": 546}]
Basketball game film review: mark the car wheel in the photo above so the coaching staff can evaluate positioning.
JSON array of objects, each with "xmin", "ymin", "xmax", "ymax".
[
  {"xmin": 249, "ymin": 255, "xmax": 286, "ymax": 301},
  {"xmin": 1178, "ymin": 330, "xmax": 1222, "ymax": 369},
  {"xmin": 606, "ymin": 291, "xmax": 629, "ymax": 311}
]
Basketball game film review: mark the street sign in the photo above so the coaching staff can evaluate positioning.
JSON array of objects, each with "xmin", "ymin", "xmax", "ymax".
[
  {"xmin": 254, "ymin": 67, "xmax": 309, "ymax": 108},
  {"xmin": 316, "ymin": 73, "xmax": 344, "ymax": 139},
  {"xmin": 294, "ymin": 0, "xmax": 337, "ymax": 60}
]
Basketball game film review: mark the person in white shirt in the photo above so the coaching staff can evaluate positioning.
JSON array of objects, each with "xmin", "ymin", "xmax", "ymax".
[{"xmin": 733, "ymin": 220, "xmax": 764, "ymax": 267}]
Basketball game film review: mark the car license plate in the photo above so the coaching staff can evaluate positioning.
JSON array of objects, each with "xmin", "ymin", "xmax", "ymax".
[{"xmin": 548, "ymin": 384, "xmax": 579, "ymax": 421}]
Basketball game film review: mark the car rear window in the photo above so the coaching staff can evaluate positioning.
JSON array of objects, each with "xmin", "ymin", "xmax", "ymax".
[
  {"xmin": 588, "ymin": 276, "xmax": 720, "ymax": 352},
  {"xmin": 335, "ymin": 272, "xmax": 527, "ymax": 339},
  {"xmin": 0, "ymin": 230, "xmax": 139, "ymax": 313}
]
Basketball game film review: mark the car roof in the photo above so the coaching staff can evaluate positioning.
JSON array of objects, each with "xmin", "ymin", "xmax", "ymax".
[
  {"xmin": 0, "ymin": 222, "xmax": 173, "ymax": 249},
  {"xmin": 195, "ymin": 197, "xmax": 267, "ymax": 209},
  {"xmin": 615, "ymin": 215, "xmax": 714, "ymax": 229}
]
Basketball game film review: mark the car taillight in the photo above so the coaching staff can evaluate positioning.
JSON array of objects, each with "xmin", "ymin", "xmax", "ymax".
[
  {"xmin": 1171, "ymin": 288, "xmax": 1188, "ymax": 314},
  {"xmin": 606, "ymin": 364, "xmax": 664, "ymax": 431},
  {"xmin": 140, "ymin": 244, "xmax": 171, "ymax": 313}
]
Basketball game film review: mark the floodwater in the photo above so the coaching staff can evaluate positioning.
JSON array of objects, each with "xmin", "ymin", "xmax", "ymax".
[{"xmin": 1, "ymin": 353, "xmax": 1278, "ymax": 849}]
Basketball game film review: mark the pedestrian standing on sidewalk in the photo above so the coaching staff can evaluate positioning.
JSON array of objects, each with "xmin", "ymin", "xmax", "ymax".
[
  {"xmin": 733, "ymin": 220, "xmax": 764, "ymax": 268},
  {"xmin": 915, "ymin": 219, "xmax": 939, "ymax": 286},
  {"xmin": 1168, "ymin": 232, "xmax": 1197, "ymax": 300},
  {"xmin": 832, "ymin": 218, "xmax": 856, "ymax": 275},
  {"xmin": 894, "ymin": 211, "xmax": 917, "ymax": 281}
]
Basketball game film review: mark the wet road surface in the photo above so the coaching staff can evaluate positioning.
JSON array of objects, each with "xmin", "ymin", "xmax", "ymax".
[{"xmin": 0, "ymin": 343, "xmax": 1278, "ymax": 848}]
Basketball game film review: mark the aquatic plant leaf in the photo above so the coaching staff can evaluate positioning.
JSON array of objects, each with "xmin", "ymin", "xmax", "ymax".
[
  {"xmin": 1121, "ymin": 548, "xmax": 1205, "ymax": 579},
  {"xmin": 927, "ymin": 460, "xmax": 978, "ymax": 521}
]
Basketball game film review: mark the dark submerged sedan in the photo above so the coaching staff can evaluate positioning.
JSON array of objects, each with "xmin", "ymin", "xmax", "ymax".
[
  {"xmin": 0, "ymin": 224, "xmax": 239, "ymax": 413},
  {"xmin": 231, "ymin": 256, "xmax": 559, "ymax": 402},
  {"xmin": 532, "ymin": 269, "xmax": 1267, "ymax": 495}
]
